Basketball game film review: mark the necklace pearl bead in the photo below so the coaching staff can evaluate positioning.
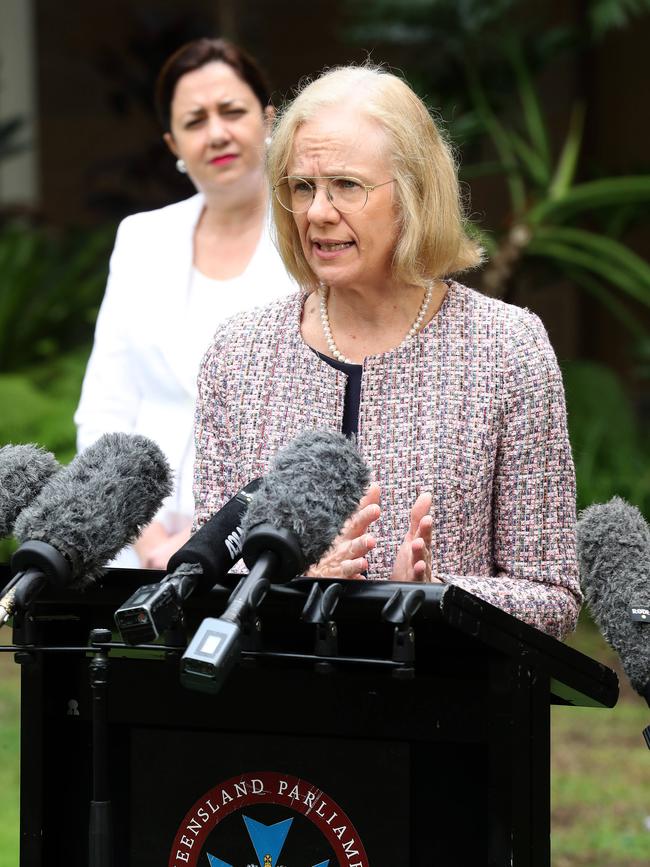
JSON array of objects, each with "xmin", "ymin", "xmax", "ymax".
[{"xmin": 319, "ymin": 282, "xmax": 433, "ymax": 364}]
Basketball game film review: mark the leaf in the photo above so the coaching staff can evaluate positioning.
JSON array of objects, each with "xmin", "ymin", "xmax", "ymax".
[
  {"xmin": 506, "ymin": 37, "xmax": 551, "ymax": 168},
  {"xmin": 588, "ymin": 0, "xmax": 650, "ymax": 39},
  {"xmin": 526, "ymin": 238, "xmax": 650, "ymax": 307},
  {"xmin": 527, "ymin": 176, "xmax": 650, "ymax": 224},
  {"xmin": 532, "ymin": 226, "xmax": 650, "ymax": 293},
  {"xmin": 508, "ymin": 129, "xmax": 551, "ymax": 187},
  {"xmin": 463, "ymin": 57, "xmax": 527, "ymax": 215},
  {"xmin": 549, "ymin": 103, "xmax": 585, "ymax": 199},
  {"xmin": 562, "ymin": 266, "xmax": 647, "ymax": 340}
]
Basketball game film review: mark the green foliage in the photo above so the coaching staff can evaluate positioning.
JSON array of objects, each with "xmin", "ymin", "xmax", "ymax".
[
  {"xmin": 343, "ymin": 0, "xmax": 650, "ymax": 342},
  {"xmin": 589, "ymin": 0, "xmax": 650, "ymax": 39},
  {"xmin": 0, "ymin": 349, "xmax": 89, "ymax": 459},
  {"xmin": 552, "ymin": 613, "xmax": 650, "ymax": 865},
  {"xmin": 0, "ymin": 347, "xmax": 89, "ymax": 561},
  {"xmin": 463, "ymin": 44, "xmax": 650, "ymax": 327},
  {"xmin": 0, "ymin": 649, "xmax": 20, "ymax": 867},
  {"xmin": 562, "ymin": 361, "xmax": 650, "ymax": 516},
  {"xmin": 0, "ymin": 219, "xmax": 108, "ymax": 561},
  {"xmin": 0, "ymin": 221, "xmax": 113, "ymax": 372}
]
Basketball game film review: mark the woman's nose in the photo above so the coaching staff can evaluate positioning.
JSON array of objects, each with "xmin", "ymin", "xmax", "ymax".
[
  {"xmin": 207, "ymin": 114, "xmax": 230, "ymax": 146},
  {"xmin": 306, "ymin": 185, "xmax": 338, "ymax": 222}
]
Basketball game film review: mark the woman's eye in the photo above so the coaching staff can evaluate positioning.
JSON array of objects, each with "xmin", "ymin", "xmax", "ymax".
[
  {"xmin": 335, "ymin": 178, "xmax": 362, "ymax": 191},
  {"xmin": 223, "ymin": 108, "xmax": 245, "ymax": 118},
  {"xmin": 290, "ymin": 181, "xmax": 313, "ymax": 195}
]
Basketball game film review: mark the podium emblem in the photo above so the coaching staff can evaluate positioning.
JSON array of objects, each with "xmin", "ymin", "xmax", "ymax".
[{"xmin": 168, "ymin": 771, "xmax": 368, "ymax": 867}]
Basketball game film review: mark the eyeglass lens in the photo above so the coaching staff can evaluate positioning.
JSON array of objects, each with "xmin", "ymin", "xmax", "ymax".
[{"xmin": 275, "ymin": 177, "xmax": 368, "ymax": 213}]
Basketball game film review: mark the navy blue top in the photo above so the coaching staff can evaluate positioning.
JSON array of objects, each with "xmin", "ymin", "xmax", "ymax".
[{"xmin": 316, "ymin": 352, "xmax": 363, "ymax": 437}]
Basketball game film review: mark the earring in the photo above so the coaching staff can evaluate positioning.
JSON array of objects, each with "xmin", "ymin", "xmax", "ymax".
[
  {"xmin": 265, "ymin": 136, "xmax": 272, "ymax": 146},
  {"xmin": 176, "ymin": 158, "xmax": 187, "ymax": 174}
]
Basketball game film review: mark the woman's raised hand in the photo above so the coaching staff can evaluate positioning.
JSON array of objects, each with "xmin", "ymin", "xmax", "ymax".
[
  {"xmin": 307, "ymin": 483, "xmax": 381, "ymax": 580},
  {"xmin": 135, "ymin": 522, "xmax": 192, "ymax": 571},
  {"xmin": 390, "ymin": 492, "xmax": 440, "ymax": 584}
]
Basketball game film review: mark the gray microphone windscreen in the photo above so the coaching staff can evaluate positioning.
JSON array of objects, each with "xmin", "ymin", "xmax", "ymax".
[
  {"xmin": 242, "ymin": 429, "xmax": 370, "ymax": 567},
  {"xmin": 13, "ymin": 432, "xmax": 172, "ymax": 587},
  {"xmin": 0, "ymin": 444, "xmax": 60, "ymax": 538},
  {"xmin": 577, "ymin": 496, "xmax": 650, "ymax": 697}
]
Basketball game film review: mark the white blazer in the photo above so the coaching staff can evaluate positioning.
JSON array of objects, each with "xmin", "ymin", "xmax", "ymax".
[{"xmin": 75, "ymin": 193, "xmax": 295, "ymax": 542}]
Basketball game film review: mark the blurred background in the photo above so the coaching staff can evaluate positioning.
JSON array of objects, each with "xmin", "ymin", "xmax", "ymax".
[{"xmin": 0, "ymin": 1, "xmax": 649, "ymax": 864}]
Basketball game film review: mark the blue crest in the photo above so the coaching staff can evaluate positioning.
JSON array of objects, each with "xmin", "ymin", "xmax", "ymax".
[{"xmin": 207, "ymin": 814, "xmax": 330, "ymax": 867}]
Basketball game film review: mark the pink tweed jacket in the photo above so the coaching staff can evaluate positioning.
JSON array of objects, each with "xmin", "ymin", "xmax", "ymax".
[{"xmin": 194, "ymin": 281, "xmax": 582, "ymax": 638}]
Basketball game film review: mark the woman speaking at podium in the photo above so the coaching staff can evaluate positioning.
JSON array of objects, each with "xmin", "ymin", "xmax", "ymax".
[
  {"xmin": 74, "ymin": 39, "xmax": 295, "ymax": 569},
  {"xmin": 193, "ymin": 65, "xmax": 581, "ymax": 639}
]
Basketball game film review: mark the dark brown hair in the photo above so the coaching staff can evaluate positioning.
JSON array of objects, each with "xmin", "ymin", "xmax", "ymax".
[{"xmin": 155, "ymin": 38, "xmax": 271, "ymax": 131}]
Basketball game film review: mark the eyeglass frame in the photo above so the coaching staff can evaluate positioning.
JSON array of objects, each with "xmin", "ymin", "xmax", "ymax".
[{"xmin": 273, "ymin": 175, "xmax": 395, "ymax": 214}]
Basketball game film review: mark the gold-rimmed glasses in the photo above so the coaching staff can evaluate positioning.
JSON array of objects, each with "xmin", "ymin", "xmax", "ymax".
[{"xmin": 273, "ymin": 176, "xmax": 395, "ymax": 214}]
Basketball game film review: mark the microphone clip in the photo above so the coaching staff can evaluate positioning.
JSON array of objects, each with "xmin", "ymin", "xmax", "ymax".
[
  {"xmin": 381, "ymin": 587, "xmax": 425, "ymax": 677},
  {"xmin": 301, "ymin": 582, "xmax": 342, "ymax": 664},
  {"xmin": 228, "ymin": 573, "xmax": 268, "ymax": 653}
]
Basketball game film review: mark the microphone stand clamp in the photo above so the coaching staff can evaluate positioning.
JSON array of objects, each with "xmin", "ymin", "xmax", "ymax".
[
  {"xmin": 381, "ymin": 587, "xmax": 425, "ymax": 679},
  {"xmin": 301, "ymin": 582, "xmax": 342, "ymax": 670}
]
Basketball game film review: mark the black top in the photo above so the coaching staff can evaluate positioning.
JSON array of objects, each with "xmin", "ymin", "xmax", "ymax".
[{"xmin": 316, "ymin": 351, "xmax": 363, "ymax": 437}]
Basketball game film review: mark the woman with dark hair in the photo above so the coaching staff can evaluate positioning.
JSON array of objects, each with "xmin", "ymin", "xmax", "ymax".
[{"xmin": 75, "ymin": 39, "xmax": 294, "ymax": 569}]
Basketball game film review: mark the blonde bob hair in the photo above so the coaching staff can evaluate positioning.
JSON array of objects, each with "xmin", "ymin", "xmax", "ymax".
[{"xmin": 267, "ymin": 64, "xmax": 483, "ymax": 290}]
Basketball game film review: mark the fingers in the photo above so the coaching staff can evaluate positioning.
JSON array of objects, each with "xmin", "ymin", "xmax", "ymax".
[
  {"xmin": 339, "ymin": 532, "xmax": 376, "ymax": 579},
  {"xmin": 359, "ymin": 483, "xmax": 381, "ymax": 510},
  {"xmin": 341, "ymin": 483, "xmax": 381, "ymax": 537},
  {"xmin": 409, "ymin": 535, "xmax": 428, "ymax": 582},
  {"xmin": 417, "ymin": 512, "xmax": 433, "ymax": 547},
  {"xmin": 340, "ymin": 556, "xmax": 370, "ymax": 580},
  {"xmin": 346, "ymin": 532, "xmax": 376, "ymax": 559},
  {"xmin": 306, "ymin": 532, "xmax": 376, "ymax": 581},
  {"xmin": 410, "ymin": 506, "xmax": 433, "ymax": 583},
  {"xmin": 409, "ymin": 491, "xmax": 432, "ymax": 537},
  {"xmin": 340, "ymin": 497, "xmax": 381, "ymax": 542}
]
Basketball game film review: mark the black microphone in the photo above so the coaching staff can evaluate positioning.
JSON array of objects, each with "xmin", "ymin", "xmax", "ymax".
[
  {"xmin": 114, "ymin": 478, "xmax": 262, "ymax": 644},
  {"xmin": 0, "ymin": 433, "xmax": 172, "ymax": 625},
  {"xmin": 0, "ymin": 444, "xmax": 60, "ymax": 540},
  {"xmin": 577, "ymin": 496, "xmax": 650, "ymax": 748},
  {"xmin": 180, "ymin": 429, "xmax": 370, "ymax": 693}
]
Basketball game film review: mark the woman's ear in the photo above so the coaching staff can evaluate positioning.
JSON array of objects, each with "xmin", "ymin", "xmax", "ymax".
[{"xmin": 163, "ymin": 131, "xmax": 179, "ymax": 158}]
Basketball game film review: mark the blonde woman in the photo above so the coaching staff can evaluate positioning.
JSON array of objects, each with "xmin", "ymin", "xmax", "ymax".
[{"xmin": 193, "ymin": 65, "xmax": 581, "ymax": 639}]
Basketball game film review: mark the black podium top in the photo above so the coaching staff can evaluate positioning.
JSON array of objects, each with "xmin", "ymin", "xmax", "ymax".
[{"xmin": 2, "ymin": 565, "xmax": 618, "ymax": 710}]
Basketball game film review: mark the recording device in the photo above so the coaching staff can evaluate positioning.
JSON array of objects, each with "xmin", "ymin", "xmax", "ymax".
[
  {"xmin": 0, "ymin": 433, "xmax": 171, "ymax": 625},
  {"xmin": 114, "ymin": 478, "xmax": 262, "ymax": 644},
  {"xmin": 0, "ymin": 443, "xmax": 60, "ymax": 540},
  {"xmin": 180, "ymin": 429, "xmax": 370, "ymax": 693},
  {"xmin": 577, "ymin": 496, "xmax": 650, "ymax": 711}
]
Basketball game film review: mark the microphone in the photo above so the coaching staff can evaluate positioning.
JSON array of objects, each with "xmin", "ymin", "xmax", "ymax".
[
  {"xmin": 577, "ymin": 496, "xmax": 650, "ymax": 712},
  {"xmin": 180, "ymin": 429, "xmax": 370, "ymax": 693},
  {"xmin": 0, "ymin": 444, "xmax": 60, "ymax": 540},
  {"xmin": 114, "ymin": 478, "xmax": 262, "ymax": 644},
  {"xmin": 0, "ymin": 433, "xmax": 172, "ymax": 625}
]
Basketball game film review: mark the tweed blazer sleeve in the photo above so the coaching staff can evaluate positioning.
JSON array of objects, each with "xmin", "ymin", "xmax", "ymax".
[{"xmin": 442, "ymin": 311, "xmax": 582, "ymax": 638}]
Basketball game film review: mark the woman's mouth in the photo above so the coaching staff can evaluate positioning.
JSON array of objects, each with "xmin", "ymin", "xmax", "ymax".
[
  {"xmin": 210, "ymin": 154, "xmax": 238, "ymax": 166},
  {"xmin": 313, "ymin": 240, "xmax": 355, "ymax": 258}
]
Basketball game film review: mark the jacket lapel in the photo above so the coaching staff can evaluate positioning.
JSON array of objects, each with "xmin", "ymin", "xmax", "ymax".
[{"xmin": 153, "ymin": 193, "xmax": 205, "ymax": 397}]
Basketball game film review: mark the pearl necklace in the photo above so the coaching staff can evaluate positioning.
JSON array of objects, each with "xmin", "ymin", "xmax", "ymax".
[{"xmin": 318, "ymin": 282, "xmax": 434, "ymax": 364}]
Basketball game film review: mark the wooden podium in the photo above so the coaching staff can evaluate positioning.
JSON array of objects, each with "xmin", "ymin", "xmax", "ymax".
[{"xmin": 3, "ymin": 567, "xmax": 618, "ymax": 867}]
